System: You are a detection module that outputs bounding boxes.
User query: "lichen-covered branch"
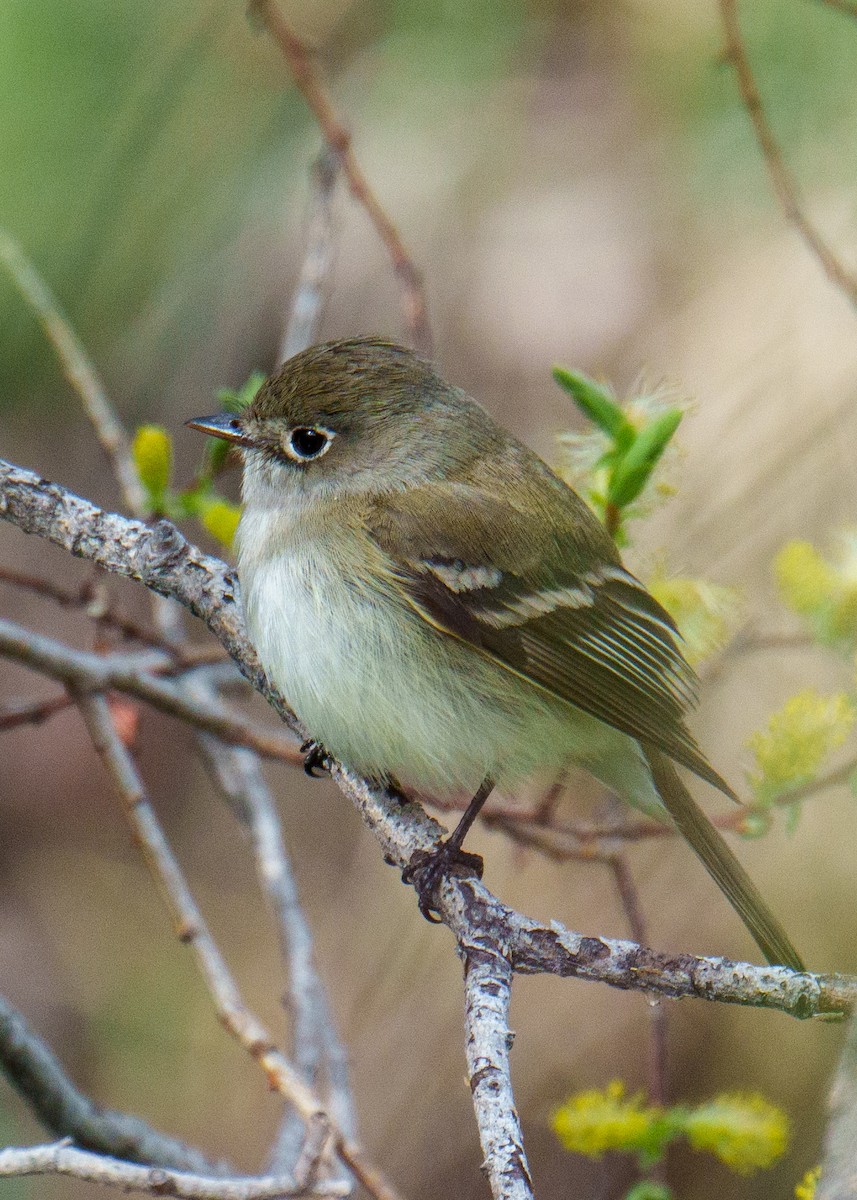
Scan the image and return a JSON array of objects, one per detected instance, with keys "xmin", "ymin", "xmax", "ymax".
[
  {"xmin": 0, "ymin": 1142, "xmax": 348, "ymax": 1199},
  {"xmin": 462, "ymin": 945, "xmax": 533, "ymax": 1200},
  {"xmin": 2, "ymin": 456, "xmax": 854, "ymax": 1021},
  {"xmin": 0, "ymin": 997, "xmax": 227, "ymax": 1176}
]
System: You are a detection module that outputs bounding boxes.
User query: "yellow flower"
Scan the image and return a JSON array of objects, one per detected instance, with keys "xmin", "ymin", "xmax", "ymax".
[
  {"xmin": 775, "ymin": 541, "xmax": 836, "ymax": 616},
  {"xmin": 551, "ymin": 1081, "xmax": 656, "ymax": 1159},
  {"xmin": 795, "ymin": 1165, "xmax": 821, "ymax": 1200},
  {"xmin": 131, "ymin": 425, "xmax": 172, "ymax": 501},
  {"xmin": 199, "ymin": 499, "xmax": 241, "ymax": 549},
  {"xmin": 746, "ymin": 689, "xmax": 854, "ymax": 803},
  {"xmin": 775, "ymin": 534, "xmax": 857, "ymax": 641},
  {"xmin": 649, "ymin": 575, "xmax": 741, "ymax": 666},
  {"xmin": 684, "ymin": 1092, "xmax": 789, "ymax": 1174}
]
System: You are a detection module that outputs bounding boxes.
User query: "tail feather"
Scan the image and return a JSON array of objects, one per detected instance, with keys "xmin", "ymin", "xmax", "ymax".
[{"xmin": 644, "ymin": 745, "xmax": 804, "ymax": 971}]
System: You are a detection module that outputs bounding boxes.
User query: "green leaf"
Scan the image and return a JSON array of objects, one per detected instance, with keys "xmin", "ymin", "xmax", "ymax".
[
  {"xmin": 131, "ymin": 425, "xmax": 172, "ymax": 510},
  {"xmin": 607, "ymin": 408, "xmax": 682, "ymax": 509},
  {"xmin": 624, "ymin": 1184, "xmax": 672, "ymax": 1200},
  {"xmin": 553, "ymin": 367, "xmax": 632, "ymax": 442},
  {"xmin": 216, "ymin": 370, "xmax": 266, "ymax": 414}
]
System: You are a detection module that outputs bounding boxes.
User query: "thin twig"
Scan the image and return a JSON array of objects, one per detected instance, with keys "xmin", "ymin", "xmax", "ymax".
[
  {"xmin": 462, "ymin": 946, "xmax": 533, "ymax": 1200},
  {"xmin": 608, "ymin": 856, "xmax": 670, "ymax": 1113},
  {"xmin": 0, "ymin": 231, "xmax": 146, "ymax": 510},
  {"xmin": 280, "ymin": 150, "xmax": 340, "ymax": 363},
  {"xmin": 0, "ymin": 996, "xmax": 227, "ymax": 1175},
  {"xmin": 0, "ymin": 565, "xmax": 166, "ymax": 647},
  {"xmin": 249, "ymin": 1, "xmax": 432, "ymax": 355},
  {"xmin": 0, "ymin": 617, "xmax": 302, "ymax": 766},
  {"xmin": 2, "ymin": 460, "xmax": 854, "ymax": 1017},
  {"xmin": 75, "ymin": 691, "xmax": 402, "ymax": 1200},
  {"xmin": 719, "ymin": 0, "xmax": 857, "ymax": 307},
  {"xmin": 0, "ymin": 692, "xmax": 71, "ymax": 731},
  {"xmin": 0, "ymin": 1142, "xmax": 348, "ymax": 1199},
  {"xmin": 193, "ymin": 730, "xmax": 356, "ymax": 1176}
]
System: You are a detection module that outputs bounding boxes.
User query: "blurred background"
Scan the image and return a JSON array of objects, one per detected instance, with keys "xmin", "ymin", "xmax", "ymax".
[{"xmin": 2, "ymin": 0, "xmax": 857, "ymax": 1196}]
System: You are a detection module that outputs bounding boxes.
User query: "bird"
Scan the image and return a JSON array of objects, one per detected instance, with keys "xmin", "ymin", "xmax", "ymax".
[{"xmin": 188, "ymin": 337, "xmax": 803, "ymax": 970}]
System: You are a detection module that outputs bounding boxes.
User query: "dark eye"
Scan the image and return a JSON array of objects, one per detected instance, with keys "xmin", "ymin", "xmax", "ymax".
[{"xmin": 287, "ymin": 427, "xmax": 331, "ymax": 461}]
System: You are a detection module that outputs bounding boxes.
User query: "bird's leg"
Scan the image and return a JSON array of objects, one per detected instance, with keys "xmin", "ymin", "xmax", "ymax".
[
  {"xmin": 402, "ymin": 776, "xmax": 495, "ymax": 922},
  {"xmin": 300, "ymin": 739, "xmax": 332, "ymax": 778}
]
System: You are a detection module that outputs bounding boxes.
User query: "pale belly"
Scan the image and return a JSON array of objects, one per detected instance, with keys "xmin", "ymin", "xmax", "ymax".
[{"xmin": 240, "ymin": 540, "xmax": 661, "ymax": 810}]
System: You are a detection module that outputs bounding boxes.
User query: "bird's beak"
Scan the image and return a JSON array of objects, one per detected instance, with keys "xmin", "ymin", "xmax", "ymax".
[{"xmin": 185, "ymin": 413, "xmax": 256, "ymax": 447}]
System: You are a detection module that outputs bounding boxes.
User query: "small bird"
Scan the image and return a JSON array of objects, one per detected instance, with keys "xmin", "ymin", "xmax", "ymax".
[{"xmin": 189, "ymin": 337, "xmax": 803, "ymax": 970}]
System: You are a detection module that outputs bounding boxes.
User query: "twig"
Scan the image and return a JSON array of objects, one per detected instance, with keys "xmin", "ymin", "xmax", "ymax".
[
  {"xmin": 249, "ymin": 1, "xmax": 432, "ymax": 356},
  {"xmin": 75, "ymin": 691, "xmax": 402, "ymax": 1200},
  {"xmin": 817, "ymin": 1012, "xmax": 857, "ymax": 1200},
  {"xmin": 0, "ymin": 692, "xmax": 71, "ymax": 731},
  {"xmin": 2, "ymin": 459, "xmax": 854, "ymax": 1016},
  {"xmin": 462, "ymin": 946, "xmax": 533, "ymax": 1200},
  {"xmin": 0, "ymin": 564, "xmax": 192, "ymax": 651},
  {"xmin": 280, "ymin": 150, "xmax": 339, "ymax": 363},
  {"xmin": 193, "ymin": 730, "xmax": 356, "ymax": 1175},
  {"xmin": 0, "ymin": 1142, "xmax": 348, "ymax": 1199},
  {"xmin": 0, "ymin": 232, "xmax": 146, "ymax": 510},
  {"xmin": 608, "ymin": 853, "xmax": 670, "ymax": 1194},
  {"xmin": 718, "ymin": 0, "xmax": 857, "ymax": 307},
  {"xmin": 0, "ymin": 617, "xmax": 302, "ymax": 766},
  {"xmin": 0, "ymin": 996, "xmax": 226, "ymax": 1175}
]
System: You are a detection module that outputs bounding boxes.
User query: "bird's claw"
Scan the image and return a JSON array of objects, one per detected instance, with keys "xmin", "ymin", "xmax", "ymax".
[
  {"xmin": 401, "ymin": 841, "xmax": 484, "ymax": 922},
  {"xmin": 300, "ymin": 739, "xmax": 332, "ymax": 778}
]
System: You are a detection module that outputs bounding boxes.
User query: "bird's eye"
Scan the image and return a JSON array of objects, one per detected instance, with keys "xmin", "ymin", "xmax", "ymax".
[{"xmin": 286, "ymin": 427, "xmax": 332, "ymax": 462}]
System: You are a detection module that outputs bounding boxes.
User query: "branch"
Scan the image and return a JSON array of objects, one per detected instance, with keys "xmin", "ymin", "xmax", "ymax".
[
  {"xmin": 249, "ymin": 1, "xmax": 432, "ymax": 356},
  {"xmin": 0, "ymin": 231, "xmax": 146, "ymax": 510},
  {"xmin": 817, "ymin": 1012, "xmax": 857, "ymax": 1199},
  {"xmin": 718, "ymin": 0, "xmax": 857, "ymax": 307},
  {"xmin": 0, "ymin": 616, "xmax": 302, "ymax": 766},
  {"xmin": 280, "ymin": 150, "xmax": 339, "ymax": 363},
  {"xmin": 75, "ymin": 691, "xmax": 397, "ymax": 1200},
  {"xmin": 2, "ymin": 458, "xmax": 854, "ymax": 1019},
  {"xmin": 0, "ymin": 997, "xmax": 226, "ymax": 1175},
  {"xmin": 0, "ymin": 1142, "xmax": 347, "ymax": 1200},
  {"xmin": 462, "ymin": 946, "xmax": 533, "ymax": 1200}
]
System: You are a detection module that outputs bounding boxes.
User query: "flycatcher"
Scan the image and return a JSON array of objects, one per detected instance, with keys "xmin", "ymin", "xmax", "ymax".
[{"xmin": 189, "ymin": 337, "xmax": 803, "ymax": 970}]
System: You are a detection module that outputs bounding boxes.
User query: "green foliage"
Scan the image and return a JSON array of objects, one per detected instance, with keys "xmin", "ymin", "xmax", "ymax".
[
  {"xmin": 624, "ymin": 1183, "xmax": 672, "ymax": 1200},
  {"xmin": 776, "ymin": 536, "xmax": 857, "ymax": 645},
  {"xmin": 746, "ymin": 689, "xmax": 854, "ymax": 817},
  {"xmin": 795, "ymin": 1166, "xmax": 821, "ymax": 1200},
  {"xmin": 129, "ymin": 373, "xmax": 262, "ymax": 549},
  {"xmin": 552, "ymin": 1081, "xmax": 789, "ymax": 1177},
  {"xmin": 553, "ymin": 368, "xmax": 684, "ymax": 543}
]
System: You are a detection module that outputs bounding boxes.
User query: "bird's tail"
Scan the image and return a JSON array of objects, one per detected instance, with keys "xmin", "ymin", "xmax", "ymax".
[{"xmin": 644, "ymin": 745, "xmax": 804, "ymax": 971}]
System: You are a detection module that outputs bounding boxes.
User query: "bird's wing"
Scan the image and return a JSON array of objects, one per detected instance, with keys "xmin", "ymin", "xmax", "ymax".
[{"xmin": 366, "ymin": 480, "xmax": 733, "ymax": 796}]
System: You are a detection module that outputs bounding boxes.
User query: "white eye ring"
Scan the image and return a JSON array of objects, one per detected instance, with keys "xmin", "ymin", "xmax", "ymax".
[{"xmin": 283, "ymin": 426, "xmax": 335, "ymax": 462}]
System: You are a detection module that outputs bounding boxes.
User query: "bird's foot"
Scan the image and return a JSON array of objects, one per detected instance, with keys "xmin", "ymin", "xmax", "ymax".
[
  {"xmin": 401, "ymin": 841, "xmax": 484, "ymax": 923},
  {"xmin": 300, "ymin": 739, "xmax": 332, "ymax": 778}
]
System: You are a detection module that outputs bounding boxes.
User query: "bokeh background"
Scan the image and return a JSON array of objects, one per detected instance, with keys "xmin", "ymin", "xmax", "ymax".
[{"xmin": 2, "ymin": 0, "xmax": 857, "ymax": 1196}]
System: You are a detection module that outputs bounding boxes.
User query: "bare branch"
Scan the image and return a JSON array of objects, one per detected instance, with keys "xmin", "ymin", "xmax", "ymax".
[
  {"xmin": 0, "ymin": 692, "xmax": 71, "ymax": 731},
  {"xmin": 0, "ymin": 996, "xmax": 226, "ymax": 1175},
  {"xmin": 2, "ymin": 458, "xmax": 855, "ymax": 1019},
  {"xmin": 249, "ymin": 1, "xmax": 432, "ymax": 356},
  {"xmin": 817, "ymin": 1013, "xmax": 857, "ymax": 1199},
  {"xmin": 718, "ymin": 0, "xmax": 857, "ymax": 307},
  {"xmin": 75, "ymin": 691, "xmax": 401, "ymax": 1200},
  {"xmin": 193, "ymin": 730, "xmax": 356, "ymax": 1173},
  {"xmin": 0, "ymin": 616, "xmax": 302, "ymax": 766},
  {"xmin": 462, "ymin": 946, "xmax": 533, "ymax": 1200},
  {"xmin": 280, "ymin": 151, "xmax": 339, "ymax": 363},
  {"xmin": 0, "ymin": 1142, "xmax": 348, "ymax": 1199},
  {"xmin": 0, "ymin": 231, "xmax": 146, "ymax": 510}
]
